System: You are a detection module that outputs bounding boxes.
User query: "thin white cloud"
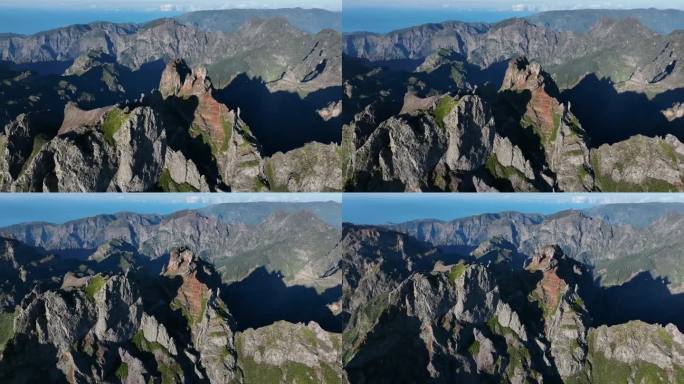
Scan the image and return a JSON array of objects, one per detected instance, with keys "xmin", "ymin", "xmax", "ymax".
[
  {"xmin": 344, "ymin": 0, "xmax": 684, "ymax": 11},
  {"xmin": 0, "ymin": 0, "xmax": 342, "ymax": 11}
]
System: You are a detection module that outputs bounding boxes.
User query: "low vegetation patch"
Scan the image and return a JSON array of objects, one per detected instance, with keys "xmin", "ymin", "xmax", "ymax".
[
  {"xmin": 158, "ymin": 169, "xmax": 198, "ymax": 193},
  {"xmin": 284, "ymin": 361, "xmax": 318, "ymax": 384},
  {"xmin": 0, "ymin": 311, "xmax": 15, "ymax": 352},
  {"xmin": 433, "ymin": 95, "xmax": 459, "ymax": 128},
  {"xmin": 263, "ymin": 159, "xmax": 288, "ymax": 192},
  {"xmin": 320, "ymin": 362, "xmax": 343, "ymax": 384},
  {"xmin": 238, "ymin": 353, "xmax": 284, "ymax": 383},
  {"xmin": 468, "ymin": 340, "xmax": 480, "ymax": 356},
  {"xmin": 103, "ymin": 108, "xmax": 130, "ymax": 146},
  {"xmin": 115, "ymin": 362, "xmax": 129, "ymax": 380},
  {"xmin": 485, "ymin": 154, "xmax": 525, "ymax": 181},
  {"xmin": 448, "ymin": 262, "xmax": 466, "ymax": 283},
  {"xmin": 220, "ymin": 119, "xmax": 233, "ymax": 153},
  {"xmin": 85, "ymin": 274, "xmax": 106, "ymax": 301},
  {"xmin": 19, "ymin": 134, "xmax": 49, "ymax": 176}
]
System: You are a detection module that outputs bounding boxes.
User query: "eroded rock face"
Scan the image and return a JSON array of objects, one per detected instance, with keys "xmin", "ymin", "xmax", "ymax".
[
  {"xmin": 500, "ymin": 56, "xmax": 592, "ymax": 191},
  {"xmin": 1, "ymin": 274, "xmax": 143, "ymax": 383},
  {"xmin": 140, "ymin": 314, "xmax": 178, "ymax": 355},
  {"xmin": 159, "ymin": 59, "xmax": 193, "ymax": 99},
  {"xmin": 264, "ymin": 142, "xmax": 343, "ymax": 192},
  {"xmin": 0, "ymin": 105, "xmax": 171, "ymax": 192},
  {"xmin": 350, "ymin": 94, "xmax": 495, "ymax": 191},
  {"xmin": 236, "ymin": 321, "xmax": 346, "ymax": 383},
  {"xmin": 588, "ymin": 321, "xmax": 684, "ymax": 376},
  {"xmin": 163, "ymin": 247, "xmax": 238, "ymax": 383},
  {"xmin": 663, "ymin": 102, "xmax": 684, "ymax": 122},
  {"xmin": 591, "ymin": 134, "xmax": 684, "ymax": 191},
  {"xmin": 160, "ymin": 59, "xmax": 263, "ymax": 191},
  {"xmin": 343, "ymin": 260, "xmax": 544, "ymax": 383},
  {"xmin": 0, "ymin": 112, "xmax": 59, "ymax": 189},
  {"xmin": 343, "ymin": 55, "xmax": 604, "ymax": 192},
  {"xmin": 0, "ymin": 229, "xmax": 346, "ymax": 384}
]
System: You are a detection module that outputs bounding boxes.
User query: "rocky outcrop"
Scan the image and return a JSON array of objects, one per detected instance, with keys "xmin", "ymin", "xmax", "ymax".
[
  {"xmin": 584, "ymin": 321, "xmax": 684, "ymax": 382},
  {"xmin": 236, "ymin": 321, "xmax": 346, "ymax": 383},
  {"xmin": 0, "ymin": 111, "xmax": 59, "ymax": 189},
  {"xmin": 263, "ymin": 142, "xmax": 344, "ymax": 192},
  {"xmin": 663, "ymin": 102, "xmax": 684, "ymax": 122},
  {"xmin": 0, "ymin": 105, "xmax": 173, "ymax": 192},
  {"xmin": 590, "ymin": 134, "xmax": 684, "ymax": 192},
  {"xmin": 159, "ymin": 59, "xmax": 265, "ymax": 192},
  {"xmin": 0, "ymin": 13, "xmax": 343, "ymax": 193},
  {"xmin": 343, "ymin": 259, "xmax": 546, "ymax": 383},
  {"xmin": 350, "ymin": 94, "xmax": 495, "ymax": 191},
  {"xmin": 0, "ymin": 202, "xmax": 345, "ymax": 383},
  {"xmin": 340, "ymin": 225, "xmax": 438, "ymax": 317},
  {"xmin": 500, "ymin": 57, "xmax": 593, "ymax": 191},
  {"xmin": 163, "ymin": 247, "xmax": 238, "ymax": 383},
  {"xmin": 0, "ymin": 274, "xmax": 143, "ymax": 383},
  {"xmin": 526, "ymin": 246, "xmax": 590, "ymax": 378}
]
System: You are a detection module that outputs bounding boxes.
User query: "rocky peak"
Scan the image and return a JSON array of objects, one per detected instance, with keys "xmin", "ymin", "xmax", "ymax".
[
  {"xmin": 1, "ymin": 273, "xmax": 143, "ymax": 382},
  {"xmin": 499, "ymin": 56, "xmax": 592, "ymax": 191},
  {"xmin": 588, "ymin": 321, "xmax": 684, "ymax": 377},
  {"xmin": 526, "ymin": 244, "xmax": 564, "ymax": 272},
  {"xmin": 525, "ymin": 245, "xmax": 570, "ymax": 315},
  {"xmin": 87, "ymin": 239, "xmax": 139, "ymax": 273},
  {"xmin": 177, "ymin": 66, "xmax": 213, "ymax": 98},
  {"xmin": 159, "ymin": 59, "xmax": 194, "ymax": 99},
  {"xmin": 501, "ymin": 56, "xmax": 559, "ymax": 98},
  {"xmin": 158, "ymin": 58, "xmax": 218, "ymax": 100},
  {"xmin": 162, "ymin": 246, "xmax": 238, "ymax": 382},
  {"xmin": 163, "ymin": 246, "xmax": 199, "ymax": 277}
]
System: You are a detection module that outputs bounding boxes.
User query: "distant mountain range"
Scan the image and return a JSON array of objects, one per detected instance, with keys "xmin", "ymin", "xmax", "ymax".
[
  {"xmin": 387, "ymin": 202, "xmax": 684, "ymax": 289},
  {"xmin": 175, "ymin": 8, "xmax": 341, "ymax": 34},
  {"xmin": 525, "ymin": 8, "xmax": 684, "ymax": 34},
  {"xmin": 1, "ymin": 201, "xmax": 342, "ymax": 286}
]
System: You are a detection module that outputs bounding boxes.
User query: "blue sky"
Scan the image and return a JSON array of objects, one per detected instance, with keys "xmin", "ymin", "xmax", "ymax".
[
  {"xmin": 343, "ymin": 193, "xmax": 684, "ymax": 224},
  {"xmin": 0, "ymin": 0, "xmax": 342, "ymax": 11},
  {"xmin": 0, "ymin": 193, "xmax": 341, "ymax": 227},
  {"xmin": 2, "ymin": 0, "xmax": 681, "ymax": 12},
  {"xmin": 344, "ymin": 0, "xmax": 684, "ymax": 11}
]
